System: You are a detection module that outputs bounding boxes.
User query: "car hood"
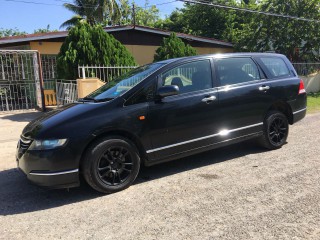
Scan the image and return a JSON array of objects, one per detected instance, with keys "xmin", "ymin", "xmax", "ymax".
[{"xmin": 22, "ymin": 102, "xmax": 113, "ymax": 139}]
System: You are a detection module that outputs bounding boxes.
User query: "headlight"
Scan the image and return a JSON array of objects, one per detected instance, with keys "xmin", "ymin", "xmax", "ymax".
[{"xmin": 30, "ymin": 139, "xmax": 67, "ymax": 150}]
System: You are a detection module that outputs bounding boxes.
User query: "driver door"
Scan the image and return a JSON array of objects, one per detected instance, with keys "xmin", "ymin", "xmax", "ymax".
[{"xmin": 146, "ymin": 59, "xmax": 220, "ymax": 161}]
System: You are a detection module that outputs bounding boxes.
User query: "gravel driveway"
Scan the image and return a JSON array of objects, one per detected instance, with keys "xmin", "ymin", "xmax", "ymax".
[{"xmin": 0, "ymin": 111, "xmax": 320, "ymax": 240}]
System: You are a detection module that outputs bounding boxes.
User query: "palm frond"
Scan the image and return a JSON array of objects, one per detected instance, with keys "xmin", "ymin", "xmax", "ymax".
[
  {"xmin": 60, "ymin": 15, "xmax": 84, "ymax": 29},
  {"xmin": 63, "ymin": 3, "xmax": 83, "ymax": 15},
  {"xmin": 62, "ymin": 0, "xmax": 121, "ymax": 26}
]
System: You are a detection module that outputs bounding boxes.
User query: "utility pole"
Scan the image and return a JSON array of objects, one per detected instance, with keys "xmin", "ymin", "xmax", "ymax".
[{"xmin": 132, "ymin": 3, "xmax": 136, "ymax": 27}]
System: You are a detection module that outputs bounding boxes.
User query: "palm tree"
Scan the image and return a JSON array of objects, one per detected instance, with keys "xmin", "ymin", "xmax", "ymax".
[{"xmin": 60, "ymin": 0, "xmax": 121, "ymax": 29}]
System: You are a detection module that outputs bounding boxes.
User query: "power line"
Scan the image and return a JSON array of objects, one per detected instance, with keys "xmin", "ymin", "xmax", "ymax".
[
  {"xmin": 2, "ymin": 0, "xmax": 180, "ymax": 11},
  {"xmin": 3, "ymin": 0, "xmax": 61, "ymax": 6},
  {"xmin": 179, "ymin": 0, "xmax": 320, "ymax": 23},
  {"xmin": 53, "ymin": 0, "xmax": 180, "ymax": 8},
  {"xmin": 154, "ymin": 0, "xmax": 179, "ymax": 7},
  {"xmin": 2, "ymin": 0, "xmax": 126, "ymax": 9},
  {"xmin": 2, "ymin": 0, "xmax": 113, "ymax": 8}
]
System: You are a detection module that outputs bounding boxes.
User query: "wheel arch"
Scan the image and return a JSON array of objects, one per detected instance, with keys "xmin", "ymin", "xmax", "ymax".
[
  {"xmin": 266, "ymin": 101, "xmax": 293, "ymax": 124},
  {"xmin": 79, "ymin": 129, "xmax": 148, "ymax": 169}
]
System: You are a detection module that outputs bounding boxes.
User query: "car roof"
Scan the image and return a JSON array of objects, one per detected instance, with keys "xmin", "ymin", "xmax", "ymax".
[{"xmin": 156, "ymin": 52, "xmax": 286, "ymax": 65}]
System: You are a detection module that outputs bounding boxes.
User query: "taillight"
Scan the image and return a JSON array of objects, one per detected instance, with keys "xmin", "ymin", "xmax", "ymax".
[{"xmin": 298, "ymin": 79, "xmax": 306, "ymax": 94}]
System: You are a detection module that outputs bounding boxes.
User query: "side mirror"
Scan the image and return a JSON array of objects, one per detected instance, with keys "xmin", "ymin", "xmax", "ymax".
[{"xmin": 157, "ymin": 85, "xmax": 179, "ymax": 98}]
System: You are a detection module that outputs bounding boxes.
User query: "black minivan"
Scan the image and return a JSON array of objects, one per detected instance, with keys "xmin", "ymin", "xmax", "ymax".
[{"xmin": 17, "ymin": 53, "xmax": 307, "ymax": 193}]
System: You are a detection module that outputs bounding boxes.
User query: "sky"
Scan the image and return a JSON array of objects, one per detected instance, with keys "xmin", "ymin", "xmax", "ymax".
[{"xmin": 0, "ymin": 0, "xmax": 183, "ymax": 33}]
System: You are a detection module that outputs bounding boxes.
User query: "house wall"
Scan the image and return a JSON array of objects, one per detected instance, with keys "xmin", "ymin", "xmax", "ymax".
[
  {"xmin": 124, "ymin": 45, "xmax": 158, "ymax": 65},
  {"xmin": 301, "ymin": 74, "xmax": 320, "ymax": 93},
  {"xmin": 125, "ymin": 45, "xmax": 233, "ymax": 65},
  {"xmin": 0, "ymin": 44, "xmax": 30, "ymax": 50},
  {"xmin": 29, "ymin": 42, "xmax": 62, "ymax": 54},
  {"xmin": 27, "ymin": 41, "xmax": 233, "ymax": 65},
  {"xmin": 195, "ymin": 47, "xmax": 233, "ymax": 55}
]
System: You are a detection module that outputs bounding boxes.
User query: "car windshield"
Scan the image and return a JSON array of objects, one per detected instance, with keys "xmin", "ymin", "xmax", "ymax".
[{"xmin": 84, "ymin": 63, "xmax": 163, "ymax": 101}]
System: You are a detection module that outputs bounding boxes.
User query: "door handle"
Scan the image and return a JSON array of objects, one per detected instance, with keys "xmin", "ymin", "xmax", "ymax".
[
  {"xmin": 259, "ymin": 85, "xmax": 270, "ymax": 91},
  {"xmin": 201, "ymin": 95, "xmax": 216, "ymax": 103}
]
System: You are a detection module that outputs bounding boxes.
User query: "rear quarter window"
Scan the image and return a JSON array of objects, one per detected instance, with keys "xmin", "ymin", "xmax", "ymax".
[{"xmin": 260, "ymin": 57, "xmax": 292, "ymax": 78}]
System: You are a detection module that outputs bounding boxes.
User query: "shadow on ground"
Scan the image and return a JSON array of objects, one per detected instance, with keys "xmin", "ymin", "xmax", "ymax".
[
  {"xmin": 0, "ymin": 140, "xmax": 266, "ymax": 216},
  {"xmin": 0, "ymin": 111, "xmax": 43, "ymax": 122},
  {"xmin": 136, "ymin": 140, "xmax": 266, "ymax": 184}
]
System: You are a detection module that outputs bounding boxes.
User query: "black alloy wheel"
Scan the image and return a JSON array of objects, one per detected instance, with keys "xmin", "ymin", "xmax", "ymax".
[
  {"xmin": 268, "ymin": 117, "xmax": 287, "ymax": 146},
  {"xmin": 82, "ymin": 137, "xmax": 140, "ymax": 193},
  {"xmin": 259, "ymin": 111, "xmax": 289, "ymax": 150},
  {"xmin": 97, "ymin": 146, "xmax": 134, "ymax": 186}
]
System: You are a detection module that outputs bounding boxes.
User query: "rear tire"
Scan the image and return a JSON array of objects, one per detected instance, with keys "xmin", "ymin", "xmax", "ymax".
[
  {"xmin": 259, "ymin": 111, "xmax": 289, "ymax": 150},
  {"xmin": 82, "ymin": 136, "xmax": 140, "ymax": 194}
]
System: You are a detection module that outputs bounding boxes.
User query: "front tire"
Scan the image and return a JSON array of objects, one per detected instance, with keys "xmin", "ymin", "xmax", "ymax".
[
  {"xmin": 259, "ymin": 111, "xmax": 289, "ymax": 150},
  {"xmin": 82, "ymin": 137, "xmax": 140, "ymax": 194}
]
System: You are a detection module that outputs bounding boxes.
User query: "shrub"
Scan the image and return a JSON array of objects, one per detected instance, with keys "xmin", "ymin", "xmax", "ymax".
[
  {"xmin": 154, "ymin": 33, "xmax": 197, "ymax": 62},
  {"xmin": 57, "ymin": 22, "xmax": 136, "ymax": 79}
]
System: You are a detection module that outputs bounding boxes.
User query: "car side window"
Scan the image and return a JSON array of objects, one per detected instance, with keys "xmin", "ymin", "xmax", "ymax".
[
  {"xmin": 160, "ymin": 60, "xmax": 212, "ymax": 94},
  {"xmin": 259, "ymin": 57, "xmax": 292, "ymax": 78},
  {"xmin": 215, "ymin": 57, "xmax": 261, "ymax": 86}
]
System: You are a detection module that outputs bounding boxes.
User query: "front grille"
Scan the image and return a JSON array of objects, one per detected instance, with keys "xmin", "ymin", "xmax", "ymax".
[{"xmin": 19, "ymin": 135, "xmax": 33, "ymax": 155}]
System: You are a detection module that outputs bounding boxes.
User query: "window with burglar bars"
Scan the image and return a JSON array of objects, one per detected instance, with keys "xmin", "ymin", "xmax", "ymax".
[{"xmin": 0, "ymin": 51, "xmax": 35, "ymax": 82}]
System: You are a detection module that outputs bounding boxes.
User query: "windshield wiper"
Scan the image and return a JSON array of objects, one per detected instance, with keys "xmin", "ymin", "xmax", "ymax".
[
  {"xmin": 79, "ymin": 97, "xmax": 97, "ymax": 102},
  {"xmin": 79, "ymin": 97, "xmax": 114, "ymax": 103}
]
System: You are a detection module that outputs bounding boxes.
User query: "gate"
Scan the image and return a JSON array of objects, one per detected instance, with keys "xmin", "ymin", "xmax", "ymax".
[
  {"xmin": 56, "ymin": 79, "xmax": 78, "ymax": 106},
  {"xmin": 0, "ymin": 50, "xmax": 44, "ymax": 111}
]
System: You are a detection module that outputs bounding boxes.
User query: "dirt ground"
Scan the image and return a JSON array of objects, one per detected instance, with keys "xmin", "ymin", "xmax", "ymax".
[{"xmin": 0, "ymin": 110, "xmax": 320, "ymax": 240}]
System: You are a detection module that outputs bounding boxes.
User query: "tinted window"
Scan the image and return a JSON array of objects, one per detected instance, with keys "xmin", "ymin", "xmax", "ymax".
[
  {"xmin": 260, "ymin": 57, "xmax": 291, "ymax": 78},
  {"xmin": 160, "ymin": 60, "xmax": 212, "ymax": 94},
  {"xmin": 215, "ymin": 57, "xmax": 261, "ymax": 86}
]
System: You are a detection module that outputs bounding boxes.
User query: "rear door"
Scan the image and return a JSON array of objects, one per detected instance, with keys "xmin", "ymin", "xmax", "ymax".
[{"xmin": 214, "ymin": 57, "xmax": 275, "ymax": 138}]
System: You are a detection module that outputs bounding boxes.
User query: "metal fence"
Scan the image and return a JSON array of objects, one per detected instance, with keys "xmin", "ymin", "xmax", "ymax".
[
  {"xmin": 0, "ymin": 50, "xmax": 43, "ymax": 111},
  {"xmin": 55, "ymin": 79, "xmax": 78, "ymax": 106},
  {"xmin": 292, "ymin": 63, "xmax": 320, "ymax": 76},
  {"xmin": 0, "ymin": 83, "xmax": 36, "ymax": 111},
  {"xmin": 78, "ymin": 65, "xmax": 137, "ymax": 82},
  {"xmin": 43, "ymin": 79, "xmax": 56, "ymax": 90}
]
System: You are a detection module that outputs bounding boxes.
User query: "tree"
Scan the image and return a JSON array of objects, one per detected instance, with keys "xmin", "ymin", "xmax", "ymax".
[
  {"xmin": 156, "ymin": 0, "xmax": 320, "ymax": 61},
  {"xmin": 155, "ymin": 0, "xmax": 238, "ymax": 40},
  {"xmin": 155, "ymin": 10, "xmax": 189, "ymax": 34},
  {"xmin": 118, "ymin": 0, "xmax": 160, "ymax": 27},
  {"xmin": 118, "ymin": 0, "xmax": 132, "ymax": 25},
  {"xmin": 135, "ymin": 1, "xmax": 160, "ymax": 27},
  {"xmin": 231, "ymin": 0, "xmax": 320, "ymax": 61},
  {"xmin": 0, "ymin": 28, "xmax": 26, "ymax": 37},
  {"xmin": 33, "ymin": 25, "xmax": 58, "ymax": 34},
  {"xmin": 154, "ymin": 33, "xmax": 196, "ymax": 62},
  {"xmin": 57, "ymin": 22, "xmax": 136, "ymax": 79},
  {"xmin": 60, "ymin": 0, "xmax": 121, "ymax": 29}
]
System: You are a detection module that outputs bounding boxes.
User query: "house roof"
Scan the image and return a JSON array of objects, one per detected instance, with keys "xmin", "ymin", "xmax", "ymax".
[{"xmin": 0, "ymin": 25, "xmax": 233, "ymax": 47}]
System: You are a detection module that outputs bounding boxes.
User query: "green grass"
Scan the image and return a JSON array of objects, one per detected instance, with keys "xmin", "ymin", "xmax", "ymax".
[{"xmin": 307, "ymin": 92, "xmax": 320, "ymax": 114}]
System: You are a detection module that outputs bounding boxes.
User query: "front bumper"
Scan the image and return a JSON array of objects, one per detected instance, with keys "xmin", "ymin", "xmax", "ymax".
[{"xmin": 16, "ymin": 140, "xmax": 80, "ymax": 189}]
